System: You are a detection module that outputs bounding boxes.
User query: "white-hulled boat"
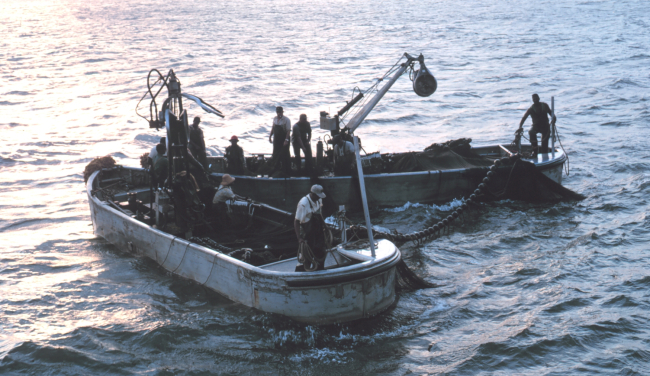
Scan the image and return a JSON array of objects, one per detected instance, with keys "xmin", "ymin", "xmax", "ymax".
[{"xmin": 87, "ymin": 166, "xmax": 400, "ymax": 324}]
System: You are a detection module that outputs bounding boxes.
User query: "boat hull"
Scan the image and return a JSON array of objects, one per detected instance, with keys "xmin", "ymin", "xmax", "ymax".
[
  {"xmin": 87, "ymin": 170, "xmax": 398, "ymax": 324},
  {"xmin": 211, "ymin": 145, "xmax": 567, "ymax": 213}
]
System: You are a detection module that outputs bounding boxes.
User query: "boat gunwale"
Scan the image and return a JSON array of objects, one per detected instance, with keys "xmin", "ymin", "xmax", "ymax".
[{"xmin": 87, "ymin": 169, "xmax": 399, "ymax": 284}]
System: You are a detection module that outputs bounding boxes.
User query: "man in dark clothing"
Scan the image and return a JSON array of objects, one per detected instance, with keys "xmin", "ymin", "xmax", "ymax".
[
  {"xmin": 518, "ymin": 94, "xmax": 556, "ymax": 154},
  {"xmin": 189, "ymin": 116, "xmax": 208, "ymax": 172},
  {"xmin": 153, "ymin": 144, "xmax": 169, "ymax": 187},
  {"xmin": 225, "ymin": 135, "xmax": 246, "ymax": 175},
  {"xmin": 291, "ymin": 114, "xmax": 313, "ymax": 176},
  {"xmin": 332, "ymin": 134, "xmax": 355, "ymax": 176},
  {"xmin": 268, "ymin": 106, "xmax": 292, "ymax": 176}
]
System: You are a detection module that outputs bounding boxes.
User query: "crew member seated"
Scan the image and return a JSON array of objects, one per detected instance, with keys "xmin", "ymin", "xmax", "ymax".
[
  {"xmin": 332, "ymin": 134, "xmax": 355, "ymax": 176},
  {"xmin": 212, "ymin": 174, "xmax": 236, "ymax": 223},
  {"xmin": 294, "ymin": 185, "xmax": 327, "ymax": 271},
  {"xmin": 225, "ymin": 135, "xmax": 246, "ymax": 175},
  {"xmin": 212, "ymin": 174, "xmax": 236, "ymax": 204}
]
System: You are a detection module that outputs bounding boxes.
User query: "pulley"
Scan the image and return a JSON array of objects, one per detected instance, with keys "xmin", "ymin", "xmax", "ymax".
[{"xmin": 412, "ymin": 59, "xmax": 437, "ymax": 97}]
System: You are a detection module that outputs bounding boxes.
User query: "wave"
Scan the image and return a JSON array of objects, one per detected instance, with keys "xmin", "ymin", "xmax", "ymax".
[{"xmin": 382, "ymin": 198, "xmax": 465, "ymax": 213}]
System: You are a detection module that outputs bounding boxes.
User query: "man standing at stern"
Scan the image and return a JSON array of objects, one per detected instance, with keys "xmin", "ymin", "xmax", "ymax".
[
  {"xmin": 294, "ymin": 185, "xmax": 327, "ymax": 271},
  {"xmin": 269, "ymin": 106, "xmax": 292, "ymax": 176},
  {"xmin": 518, "ymin": 94, "xmax": 556, "ymax": 155}
]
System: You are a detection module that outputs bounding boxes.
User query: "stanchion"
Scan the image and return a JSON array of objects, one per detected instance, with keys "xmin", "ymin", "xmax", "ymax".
[{"xmin": 353, "ymin": 136, "xmax": 375, "ymax": 257}]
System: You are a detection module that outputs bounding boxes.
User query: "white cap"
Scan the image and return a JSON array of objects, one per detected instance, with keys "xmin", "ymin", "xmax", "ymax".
[{"xmin": 311, "ymin": 184, "xmax": 326, "ymax": 198}]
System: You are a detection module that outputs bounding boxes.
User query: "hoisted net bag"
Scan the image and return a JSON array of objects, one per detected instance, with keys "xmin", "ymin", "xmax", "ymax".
[
  {"xmin": 485, "ymin": 160, "xmax": 585, "ymax": 202},
  {"xmin": 83, "ymin": 156, "xmax": 116, "ymax": 183}
]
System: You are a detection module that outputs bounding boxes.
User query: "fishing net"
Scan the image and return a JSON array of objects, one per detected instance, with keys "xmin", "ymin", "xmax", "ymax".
[
  {"xmin": 395, "ymin": 258, "xmax": 440, "ymax": 291},
  {"xmin": 484, "ymin": 159, "xmax": 585, "ymax": 202},
  {"xmin": 386, "ymin": 138, "xmax": 583, "ymax": 202},
  {"xmin": 388, "ymin": 138, "xmax": 493, "ymax": 173},
  {"xmin": 83, "ymin": 156, "xmax": 116, "ymax": 183}
]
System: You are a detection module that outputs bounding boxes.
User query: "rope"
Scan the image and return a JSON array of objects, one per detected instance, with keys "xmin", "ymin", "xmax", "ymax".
[
  {"xmin": 512, "ymin": 119, "xmax": 570, "ymax": 177},
  {"xmin": 298, "ymin": 242, "xmax": 320, "ymax": 272},
  {"xmin": 554, "ymin": 124, "xmax": 570, "ymax": 176}
]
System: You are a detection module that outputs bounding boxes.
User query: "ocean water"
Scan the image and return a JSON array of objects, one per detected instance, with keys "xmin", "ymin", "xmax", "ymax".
[{"xmin": 2, "ymin": 0, "xmax": 650, "ymax": 374}]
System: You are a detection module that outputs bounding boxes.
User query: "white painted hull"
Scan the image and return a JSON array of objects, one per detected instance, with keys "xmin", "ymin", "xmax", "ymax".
[{"xmin": 87, "ymin": 170, "xmax": 399, "ymax": 324}]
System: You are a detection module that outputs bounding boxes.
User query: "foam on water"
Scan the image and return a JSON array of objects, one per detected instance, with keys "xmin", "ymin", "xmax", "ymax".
[{"xmin": 382, "ymin": 198, "xmax": 466, "ymax": 213}]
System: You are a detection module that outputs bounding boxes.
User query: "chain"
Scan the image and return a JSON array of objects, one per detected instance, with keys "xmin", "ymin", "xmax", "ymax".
[{"xmin": 351, "ymin": 154, "xmax": 522, "ymax": 243}]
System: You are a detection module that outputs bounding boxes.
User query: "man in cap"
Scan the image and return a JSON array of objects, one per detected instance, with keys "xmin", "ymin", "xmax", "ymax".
[
  {"xmin": 189, "ymin": 116, "xmax": 209, "ymax": 172},
  {"xmin": 294, "ymin": 185, "xmax": 327, "ymax": 271},
  {"xmin": 212, "ymin": 174, "xmax": 236, "ymax": 204},
  {"xmin": 225, "ymin": 135, "xmax": 246, "ymax": 175},
  {"xmin": 332, "ymin": 134, "xmax": 355, "ymax": 176},
  {"xmin": 518, "ymin": 94, "xmax": 556, "ymax": 155},
  {"xmin": 212, "ymin": 174, "xmax": 236, "ymax": 223},
  {"xmin": 269, "ymin": 106, "xmax": 292, "ymax": 176}
]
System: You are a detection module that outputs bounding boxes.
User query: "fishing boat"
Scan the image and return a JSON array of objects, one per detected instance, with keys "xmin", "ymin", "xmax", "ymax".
[
  {"xmin": 85, "ymin": 69, "xmax": 420, "ymax": 324},
  {"xmin": 208, "ymin": 53, "xmax": 571, "ymax": 213},
  {"xmin": 207, "ymin": 142, "xmax": 568, "ymax": 213}
]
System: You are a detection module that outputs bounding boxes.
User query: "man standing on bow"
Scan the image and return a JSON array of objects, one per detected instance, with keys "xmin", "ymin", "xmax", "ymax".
[
  {"xmin": 518, "ymin": 94, "xmax": 556, "ymax": 155},
  {"xmin": 294, "ymin": 185, "xmax": 327, "ymax": 271},
  {"xmin": 269, "ymin": 106, "xmax": 292, "ymax": 176},
  {"xmin": 189, "ymin": 116, "xmax": 208, "ymax": 172}
]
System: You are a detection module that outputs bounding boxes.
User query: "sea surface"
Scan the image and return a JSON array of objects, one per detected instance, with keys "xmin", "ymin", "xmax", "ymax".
[{"xmin": 2, "ymin": 0, "xmax": 650, "ymax": 374}]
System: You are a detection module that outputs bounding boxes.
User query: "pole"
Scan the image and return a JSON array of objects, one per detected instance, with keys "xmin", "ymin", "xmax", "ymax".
[
  {"xmin": 551, "ymin": 96, "xmax": 555, "ymax": 158},
  {"xmin": 353, "ymin": 136, "xmax": 375, "ymax": 257},
  {"xmin": 346, "ymin": 63, "xmax": 410, "ymax": 133}
]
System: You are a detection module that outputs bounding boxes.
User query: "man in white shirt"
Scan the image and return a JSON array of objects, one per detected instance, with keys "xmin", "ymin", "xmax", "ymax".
[
  {"xmin": 269, "ymin": 106, "xmax": 292, "ymax": 175},
  {"xmin": 294, "ymin": 185, "xmax": 327, "ymax": 271},
  {"xmin": 332, "ymin": 134, "xmax": 355, "ymax": 176}
]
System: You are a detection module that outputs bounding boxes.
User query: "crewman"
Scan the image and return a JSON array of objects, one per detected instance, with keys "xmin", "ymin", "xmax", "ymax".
[
  {"xmin": 149, "ymin": 137, "xmax": 166, "ymax": 165},
  {"xmin": 294, "ymin": 185, "xmax": 327, "ymax": 271},
  {"xmin": 518, "ymin": 94, "xmax": 556, "ymax": 155},
  {"xmin": 153, "ymin": 143, "xmax": 168, "ymax": 187},
  {"xmin": 189, "ymin": 116, "xmax": 208, "ymax": 171},
  {"xmin": 332, "ymin": 134, "xmax": 355, "ymax": 176},
  {"xmin": 225, "ymin": 135, "xmax": 246, "ymax": 175},
  {"xmin": 268, "ymin": 106, "xmax": 292, "ymax": 176},
  {"xmin": 212, "ymin": 174, "xmax": 236, "ymax": 204},
  {"xmin": 292, "ymin": 114, "xmax": 313, "ymax": 176}
]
